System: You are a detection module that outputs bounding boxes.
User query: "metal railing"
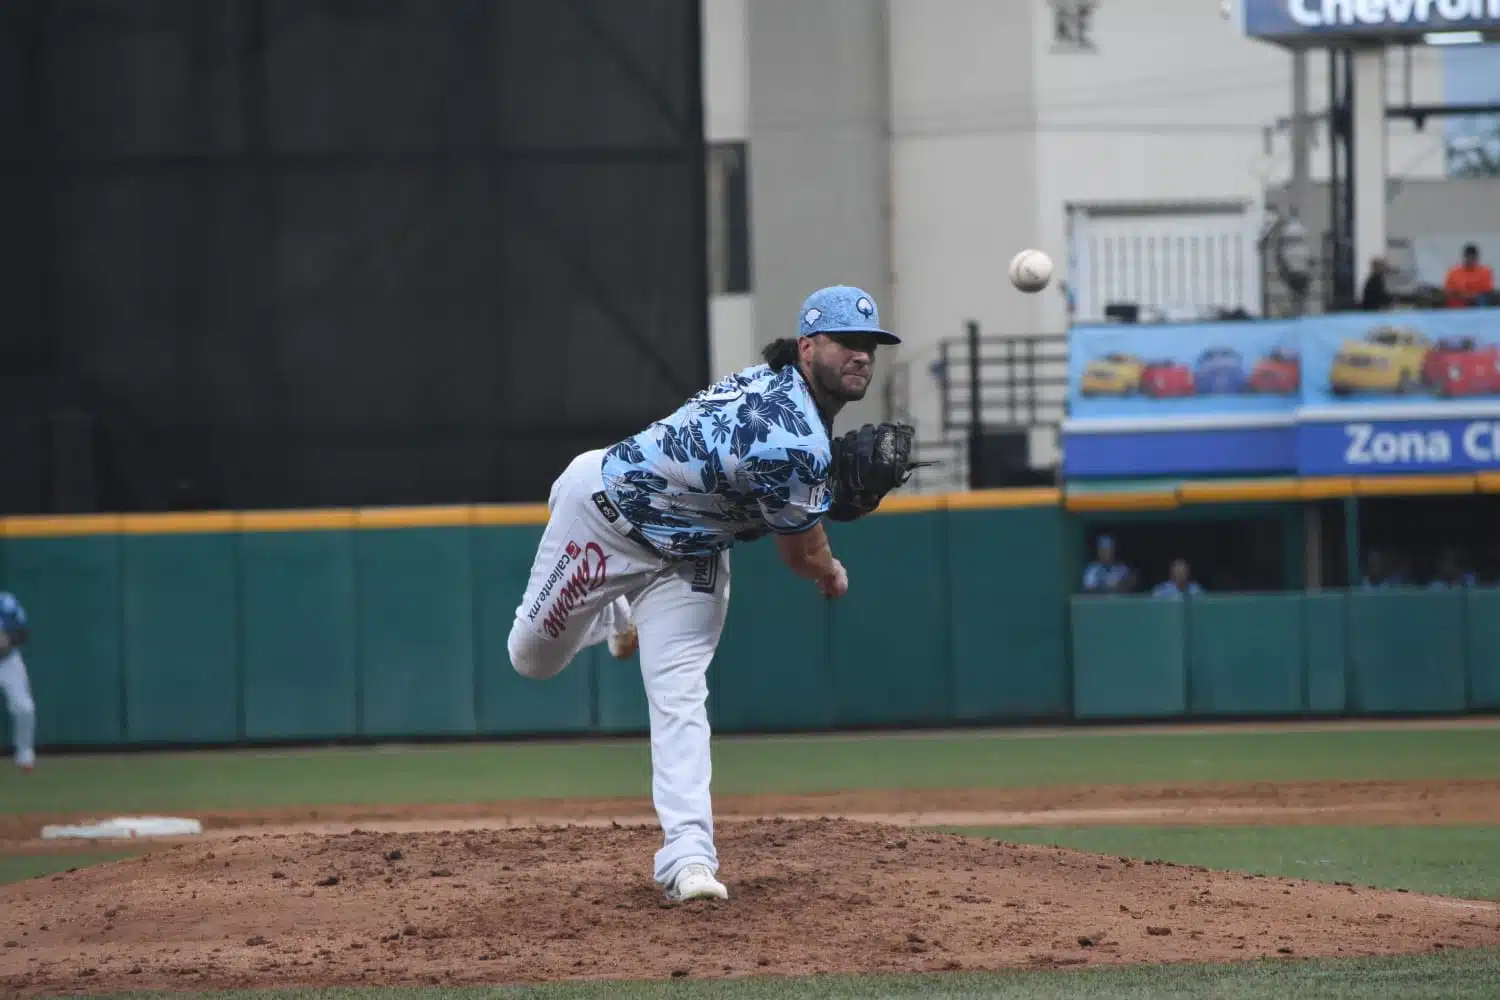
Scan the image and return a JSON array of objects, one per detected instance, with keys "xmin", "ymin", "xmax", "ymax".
[
  {"xmin": 937, "ymin": 323, "xmax": 1068, "ymax": 438},
  {"xmin": 880, "ymin": 359, "xmax": 970, "ymax": 492},
  {"xmin": 880, "ymin": 322, "xmax": 1066, "ymax": 491}
]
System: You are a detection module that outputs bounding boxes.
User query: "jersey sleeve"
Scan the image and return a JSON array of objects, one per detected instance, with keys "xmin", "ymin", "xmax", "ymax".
[
  {"xmin": 0, "ymin": 593, "xmax": 26, "ymax": 630},
  {"xmin": 748, "ymin": 445, "xmax": 832, "ymax": 535}
]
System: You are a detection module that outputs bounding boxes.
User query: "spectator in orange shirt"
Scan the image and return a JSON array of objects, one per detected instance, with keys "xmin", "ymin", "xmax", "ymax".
[{"xmin": 1444, "ymin": 244, "xmax": 1496, "ymax": 308}]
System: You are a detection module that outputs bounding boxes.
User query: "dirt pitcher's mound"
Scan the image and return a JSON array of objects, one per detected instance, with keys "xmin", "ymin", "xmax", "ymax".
[
  {"xmin": 7, "ymin": 779, "xmax": 1500, "ymax": 854},
  {"xmin": 4, "ymin": 819, "xmax": 1499, "ymax": 996}
]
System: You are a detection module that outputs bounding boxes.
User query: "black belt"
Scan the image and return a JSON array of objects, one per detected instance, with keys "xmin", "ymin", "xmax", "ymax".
[{"xmin": 590, "ymin": 490, "xmax": 664, "ymax": 558}]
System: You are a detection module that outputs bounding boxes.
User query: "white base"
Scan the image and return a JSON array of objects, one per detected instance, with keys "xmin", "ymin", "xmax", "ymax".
[{"xmin": 40, "ymin": 816, "xmax": 203, "ymax": 840}]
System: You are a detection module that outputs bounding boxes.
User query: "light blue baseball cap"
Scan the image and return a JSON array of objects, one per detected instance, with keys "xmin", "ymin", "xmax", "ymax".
[{"xmin": 797, "ymin": 285, "xmax": 901, "ymax": 345}]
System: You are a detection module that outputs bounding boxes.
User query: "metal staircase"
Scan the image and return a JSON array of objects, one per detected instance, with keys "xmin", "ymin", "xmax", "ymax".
[{"xmin": 883, "ymin": 321, "xmax": 1067, "ymax": 492}]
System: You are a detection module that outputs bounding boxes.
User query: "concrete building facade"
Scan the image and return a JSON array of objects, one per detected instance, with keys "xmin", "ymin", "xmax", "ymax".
[{"xmin": 701, "ymin": 0, "xmax": 1455, "ymax": 475}]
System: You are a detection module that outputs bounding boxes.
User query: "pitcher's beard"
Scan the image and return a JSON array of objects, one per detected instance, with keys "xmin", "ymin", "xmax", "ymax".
[{"xmin": 814, "ymin": 364, "xmax": 870, "ymax": 402}]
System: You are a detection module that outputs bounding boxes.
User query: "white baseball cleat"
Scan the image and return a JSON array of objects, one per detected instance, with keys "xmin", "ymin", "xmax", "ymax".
[
  {"xmin": 666, "ymin": 863, "xmax": 728, "ymax": 901},
  {"xmin": 607, "ymin": 623, "xmax": 638, "ymax": 659}
]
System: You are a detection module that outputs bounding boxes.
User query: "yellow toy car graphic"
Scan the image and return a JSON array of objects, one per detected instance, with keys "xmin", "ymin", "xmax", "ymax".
[
  {"xmin": 1079, "ymin": 352, "xmax": 1146, "ymax": 396},
  {"xmin": 1328, "ymin": 326, "xmax": 1432, "ymax": 395}
]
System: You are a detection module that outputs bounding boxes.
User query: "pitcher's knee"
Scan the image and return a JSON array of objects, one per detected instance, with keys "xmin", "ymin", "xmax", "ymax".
[
  {"xmin": 507, "ymin": 621, "xmax": 565, "ymax": 681},
  {"xmin": 650, "ymin": 677, "xmax": 710, "ymax": 727}
]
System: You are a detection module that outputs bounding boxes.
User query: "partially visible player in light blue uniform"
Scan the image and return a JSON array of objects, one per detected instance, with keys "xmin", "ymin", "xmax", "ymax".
[
  {"xmin": 506, "ymin": 285, "xmax": 898, "ymax": 903},
  {"xmin": 0, "ymin": 590, "xmax": 36, "ymax": 771}
]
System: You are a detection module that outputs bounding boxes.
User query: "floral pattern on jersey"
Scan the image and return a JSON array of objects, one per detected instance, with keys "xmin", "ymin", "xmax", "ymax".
[
  {"xmin": 664, "ymin": 530, "xmax": 726, "ymax": 556},
  {"xmin": 606, "ymin": 439, "xmax": 645, "ymax": 466},
  {"xmin": 612, "ymin": 470, "xmax": 692, "ymax": 530},
  {"xmin": 787, "ymin": 449, "xmax": 829, "ymax": 488},
  {"xmin": 658, "ymin": 423, "xmax": 711, "ymax": 464},
  {"xmin": 728, "ymin": 373, "xmax": 816, "ymax": 460},
  {"xmin": 699, "ymin": 449, "xmax": 733, "ymax": 496},
  {"xmin": 696, "ymin": 370, "xmax": 757, "ymax": 400},
  {"xmin": 733, "ymin": 524, "xmax": 773, "ymax": 545},
  {"xmin": 708, "ymin": 411, "xmax": 733, "ymax": 445},
  {"xmin": 740, "ymin": 456, "xmax": 798, "ymax": 511},
  {"xmin": 599, "ymin": 362, "xmax": 833, "ymax": 559}
]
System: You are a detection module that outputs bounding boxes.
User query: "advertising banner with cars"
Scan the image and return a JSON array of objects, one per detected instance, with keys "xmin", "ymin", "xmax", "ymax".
[
  {"xmin": 1298, "ymin": 311, "xmax": 1500, "ymax": 475},
  {"xmin": 1068, "ymin": 321, "xmax": 1303, "ymax": 422},
  {"xmin": 1063, "ymin": 308, "xmax": 1500, "ymax": 478},
  {"xmin": 1300, "ymin": 311, "xmax": 1500, "ymax": 408}
]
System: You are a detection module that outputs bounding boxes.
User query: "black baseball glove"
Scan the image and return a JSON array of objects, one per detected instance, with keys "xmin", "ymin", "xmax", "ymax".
[{"xmin": 826, "ymin": 422, "xmax": 923, "ymax": 522}]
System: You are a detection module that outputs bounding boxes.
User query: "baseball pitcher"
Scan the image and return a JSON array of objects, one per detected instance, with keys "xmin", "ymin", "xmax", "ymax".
[
  {"xmin": 507, "ymin": 285, "xmax": 919, "ymax": 901},
  {"xmin": 0, "ymin": 590, "xmax": 36, "ymax": 771}
]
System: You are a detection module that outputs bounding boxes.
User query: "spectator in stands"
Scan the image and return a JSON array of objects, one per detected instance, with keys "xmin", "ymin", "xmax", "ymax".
[
  {"xmin": 1082, "ymin": 535, "xmax": 1133, "ymax": 594},
  {"xmin": 1152, "ymin": 558, "xmax": 1203, "ymax": 599},
  {"xmin": 1428, "ymin": 547, "xmax": 1477, "ymax": 589},
  {"xmin": 1360, "ymin": 256, "xmax": 1392, "ymax": 311},
  {"xmin": 1360, "ymin": 548, "xmax": 1410, "ymax": 589},
  {"xmin": 1444, "ymin": 244, "xmax": 1496, "ymax": 308}
]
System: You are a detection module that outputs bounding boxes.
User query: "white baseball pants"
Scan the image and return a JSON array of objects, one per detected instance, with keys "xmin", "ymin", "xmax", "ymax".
[
  {"xmin": 507, "ymin": 448, "xmax": 730, "ymax": 887},
  {"xmin": 0, "ymin": 651, "xmax": 36, "ymax": 767}
]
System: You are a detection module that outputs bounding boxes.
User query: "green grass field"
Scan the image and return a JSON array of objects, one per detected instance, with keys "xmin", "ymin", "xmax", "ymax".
[
  {"xmin": 5, "ymin": 725, "xmax": 1500, "ymax": 816},
  {"xmin": 5, "ymin": 722, "xmax": 1500, "ymax": 1000},
  {"xmin": 954, "ymin": 826, "xmax": 1500, "ymax": 899},
  {"xmin": 0, "ymin": 851, "xmax": 137, "ymax": 885},
  {"xmin": 35, "ymin": 950, "xmax": 1500, "ymax": 1000}
]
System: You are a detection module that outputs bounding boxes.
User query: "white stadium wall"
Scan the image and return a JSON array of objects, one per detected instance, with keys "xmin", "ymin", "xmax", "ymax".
[
  {"xmin": 701, "ymin": 0, "xmax": 1455, "ymax": 478},
  {"xmin": 702, "ymin": 0, "xmax": 757, "ymax": 380},
  {"xmin": 887, "ymin": 0, "xmax": 1046, "ymax": 450},
  {"xmin": 742, "ymin": 0, "xmax": 894, "ymax": 433}
]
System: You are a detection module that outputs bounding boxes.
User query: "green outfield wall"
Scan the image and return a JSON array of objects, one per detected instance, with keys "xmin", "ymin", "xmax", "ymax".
[{"xmin": 0, "ymin": 501, "xmax": 1493, "ymax": 750}]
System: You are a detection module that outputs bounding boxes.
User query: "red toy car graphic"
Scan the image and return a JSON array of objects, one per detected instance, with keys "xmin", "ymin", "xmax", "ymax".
[
  {"xmin": 1140, "ymin": 361, "xmax": 1196, "ymax": 398},
  {"xmin": 1426, "ymin": 337, "xmax": 1500, "ymax": 398},
  {"xmin": 1249, "ymin": 347, "xmax": 1300, "ymax": 394}
]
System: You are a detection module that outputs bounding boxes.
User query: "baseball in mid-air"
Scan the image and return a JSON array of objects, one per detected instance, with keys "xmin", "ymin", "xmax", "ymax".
[{"xmin": 1009, "ymin": 249, "xmax": 1053, "ymax": 293}]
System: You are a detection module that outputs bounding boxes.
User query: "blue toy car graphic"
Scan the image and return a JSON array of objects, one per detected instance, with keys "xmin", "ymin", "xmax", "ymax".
[{"xmin": 1193, "ymin": 346, "xmax": 1247, "ymax": 395}]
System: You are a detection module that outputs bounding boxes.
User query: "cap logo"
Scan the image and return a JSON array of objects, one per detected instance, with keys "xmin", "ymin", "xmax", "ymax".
[
  {"xmin": 855, "ymin": 297, "xmax": 874, "ymax": 317},
  {"xmin": 803, "ymin": 308, "xmax": 822, "ymax": 326}
]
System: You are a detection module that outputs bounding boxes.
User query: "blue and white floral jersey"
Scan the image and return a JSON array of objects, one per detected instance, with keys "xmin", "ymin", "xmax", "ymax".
[{"xmin": 600, "ymin": 361, "xmax": 833, "ymax": 558}]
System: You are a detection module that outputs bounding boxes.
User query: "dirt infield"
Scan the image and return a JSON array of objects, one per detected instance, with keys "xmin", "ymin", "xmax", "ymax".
[
  {"xmin": 6, "ymin": 778, "xmax": 1500, "ymax": 852},
  {"xmin": 4, "ymin": 779, "xmax": 1500, "ymax": 996}
]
